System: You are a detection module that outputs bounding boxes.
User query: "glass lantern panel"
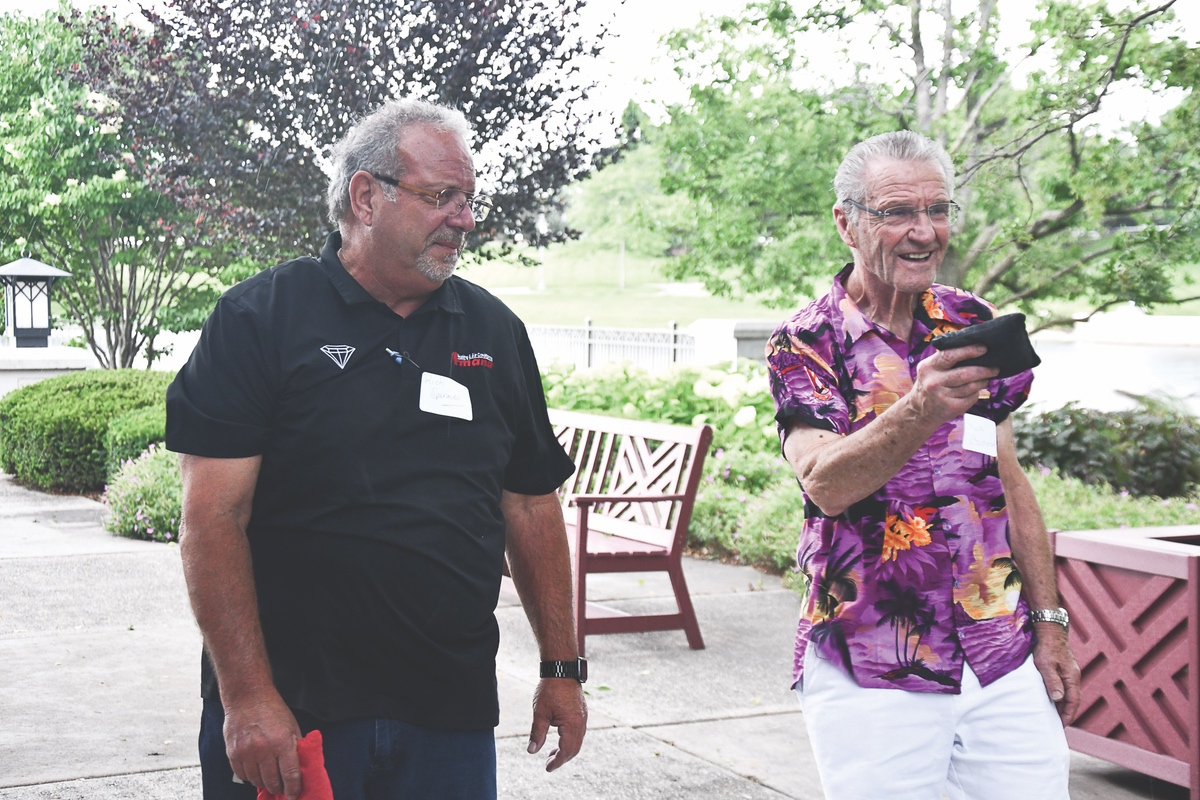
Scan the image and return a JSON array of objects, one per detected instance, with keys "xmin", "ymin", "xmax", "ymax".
[{"xmin": 12, "ymin": 282, "xmax": 50, "ymax": 328}]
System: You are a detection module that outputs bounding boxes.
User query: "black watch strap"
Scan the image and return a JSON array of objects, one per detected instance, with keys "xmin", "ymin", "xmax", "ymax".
[{"xmin": 540, "ymin": 657, "xmax": 587, "ymax": 683}]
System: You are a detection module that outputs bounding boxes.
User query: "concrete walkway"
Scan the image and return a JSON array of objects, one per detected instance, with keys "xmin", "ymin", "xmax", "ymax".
[{"xmin": 0, "ymin": 473, "xmax": 1188, "ymax": 799}]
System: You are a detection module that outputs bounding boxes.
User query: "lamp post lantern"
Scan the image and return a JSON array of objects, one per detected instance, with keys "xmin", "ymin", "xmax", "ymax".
[{"xmin": 0, "ymin": 258, "xmax": 72, "ymax": 348}]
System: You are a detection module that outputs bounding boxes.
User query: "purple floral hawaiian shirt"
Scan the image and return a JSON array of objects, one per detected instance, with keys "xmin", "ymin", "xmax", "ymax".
[{"xmin": 767, "ymin": 264, "xmax": 1036, "ymax": 694}]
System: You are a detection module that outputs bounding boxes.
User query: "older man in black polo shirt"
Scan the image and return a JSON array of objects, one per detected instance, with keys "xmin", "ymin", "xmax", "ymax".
[{"xmin": 166, "ymin": 99, "xmax": 585, "ymax": 799}]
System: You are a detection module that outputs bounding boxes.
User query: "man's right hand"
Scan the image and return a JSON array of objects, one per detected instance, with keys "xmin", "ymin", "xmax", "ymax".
[
  {"xmin": 912, "ymin": 343, "xmax": 999, "ymax": 423},
  {"xmin": 223, "ymin": 692, "xmax": 303, "ymax": 799}
]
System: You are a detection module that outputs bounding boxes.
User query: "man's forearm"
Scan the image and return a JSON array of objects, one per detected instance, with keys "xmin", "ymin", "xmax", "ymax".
[
  {"xmin": 180, "ymin": 515, "xmax": 276, "ymax": 701},
  {"xmin": 501, "ymin": 491, "xmax": 578, "ymax": 659},
  {"xmin": 995, "ymin": 422, "xmax": 1060, "ymax": 609},
  {"xmin": 785, "ymin": 346, "xmax": 999, "ymax": 516},
  {"xmin": 178, "ymin": 453, "xmax": 276, "ymax": 702},
  {"xmin": 785, "ymin": 393, "xmax": 945, "ymax": 515},
  {"xmin": 501, "ymin": 489, "xmax": 587, "ymax": 770}
]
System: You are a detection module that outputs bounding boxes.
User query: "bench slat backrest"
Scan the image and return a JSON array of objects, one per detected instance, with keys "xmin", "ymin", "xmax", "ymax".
[{"xmin": 548, "ymin": 409, "xmax": 714, "ymax": 551}]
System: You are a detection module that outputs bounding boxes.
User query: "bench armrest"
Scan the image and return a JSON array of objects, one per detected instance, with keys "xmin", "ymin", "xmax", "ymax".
[{"xmin": 568, "ymin": 493, "xmax": 688, "ymax": 507}]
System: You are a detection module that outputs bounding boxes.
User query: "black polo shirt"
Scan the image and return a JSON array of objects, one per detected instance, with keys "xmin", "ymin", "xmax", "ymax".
[{"xmin": 166, "ymin": 232, "xmax": 574, "ymax": 730}]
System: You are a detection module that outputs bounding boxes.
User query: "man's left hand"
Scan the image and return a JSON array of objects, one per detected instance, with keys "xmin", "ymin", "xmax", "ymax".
[
  {"xmin": 1032, "ymin": 625, "xmax": 1081, "ymax": 725},
  {"xmin": 527, "ymin": 677, "xmax": 587, "ymax": 771}
]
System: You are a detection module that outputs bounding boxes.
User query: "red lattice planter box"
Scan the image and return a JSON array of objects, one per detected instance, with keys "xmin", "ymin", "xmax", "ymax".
[{"xmin": 1053, "ymin": 525, "xmax": 1200, "ymax": 800}]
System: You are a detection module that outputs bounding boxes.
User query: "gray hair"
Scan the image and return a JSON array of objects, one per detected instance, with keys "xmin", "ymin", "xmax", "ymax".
[
  {"xmin": 325, "ymin": 99, "xmax": 473, "ymax": 227},
  {"xmin": 833, "ymin": 130, "xmax": 955, "ymax": 215}
]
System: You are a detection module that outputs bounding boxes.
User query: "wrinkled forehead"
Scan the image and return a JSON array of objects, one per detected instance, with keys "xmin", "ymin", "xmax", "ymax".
[
  {"xmin": 864, "ymin": 157, "xmax": 949, "ymax": 202},
  {"xmin": 396, "ymin": 124, "xmax": 476, "ymax": 184}
]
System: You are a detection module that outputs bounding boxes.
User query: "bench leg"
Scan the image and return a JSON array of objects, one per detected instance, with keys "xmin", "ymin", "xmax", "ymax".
[{"xmin": 668, "ymin": 561, "xmax": 705, "ymax": 650}]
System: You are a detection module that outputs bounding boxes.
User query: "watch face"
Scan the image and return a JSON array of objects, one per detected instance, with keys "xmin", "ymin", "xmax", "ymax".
[{"xmin": 577, "ymin": 657, "xmax": 588, "ymax": 683}]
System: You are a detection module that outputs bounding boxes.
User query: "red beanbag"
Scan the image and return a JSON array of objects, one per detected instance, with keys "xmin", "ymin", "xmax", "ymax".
[{"xmin": 256, "ymin": 729, "xmax": 333, "ymax": 800}]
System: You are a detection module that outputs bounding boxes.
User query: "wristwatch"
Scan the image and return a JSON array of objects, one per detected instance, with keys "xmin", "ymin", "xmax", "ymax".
[
  {"xmin": 1029, "ymin": 607, "xmax": 1069, "ymax": 633},
  {"xmin": 540, "ymin": 657, "xmax": 588, "ymax": 683}
]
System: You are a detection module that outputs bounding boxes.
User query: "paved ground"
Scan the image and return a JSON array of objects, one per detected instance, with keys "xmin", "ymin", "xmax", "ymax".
[{"xmin": 0, "ymin": 473, "xmax": 1190, "ymax": 798}]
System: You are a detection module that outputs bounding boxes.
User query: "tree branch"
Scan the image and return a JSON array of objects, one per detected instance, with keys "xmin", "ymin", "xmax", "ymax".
[
  {"xmin": 1028, "ymin": 292, "xmax": 1200, "ymax": 334},
  {"xmin": 995, "ymin": 243, "xmax": 1118, "ymax": 308},
  {"xmin": 972, "ymin": 198, "xmax": 1086, "ymax": 296},
  {"xmin": 960, "ymin": 1, "xmax": 1177, "ymax": 185},
  {"xmin": 933, "ymin": 0, "xmax": 954, "ymax": 124},
  {"xmin": 909, "ymin": 0, "xmax": 931, "ymax": 131}
]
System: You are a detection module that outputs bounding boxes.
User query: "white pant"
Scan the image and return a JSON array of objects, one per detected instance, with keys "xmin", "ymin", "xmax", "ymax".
[{"xmin": 798, "ymin": 649, "xmax": 1070, "ymax": 800}]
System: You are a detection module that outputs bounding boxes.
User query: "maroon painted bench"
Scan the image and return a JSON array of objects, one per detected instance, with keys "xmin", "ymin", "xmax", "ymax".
[
  {"xmin": 1053, "ymin": 526, "xmax": 1200, "ymax": 799},
  {"xmin": 548, "ymin": 409, "xmax": 714, "ymax": 657}
]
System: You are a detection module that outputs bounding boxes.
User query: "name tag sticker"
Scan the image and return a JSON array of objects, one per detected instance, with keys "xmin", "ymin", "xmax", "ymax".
[
  {"xmin": 963, "ymin": 414, "xmax": 997, "ymax": 457},
  {"xmin": 419, "ymin": 373, "xmax": 473, "ymax": 421}
]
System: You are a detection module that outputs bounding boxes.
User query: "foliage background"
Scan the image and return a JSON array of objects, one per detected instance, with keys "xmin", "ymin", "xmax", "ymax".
[
  {"xmin": 104, "ymin": 443, "xmax": 180, "ymax": 543},
  {"xmin": 654, "ymin": 0, "xmax": 1200, "ymax": 330},
  {"xmin": 0, "ymin": 369, "xmax": 172, "ymax": 493},
  {"xmin": 544, "ymin": 361, "xmax": 1200, "ymax": 576}
]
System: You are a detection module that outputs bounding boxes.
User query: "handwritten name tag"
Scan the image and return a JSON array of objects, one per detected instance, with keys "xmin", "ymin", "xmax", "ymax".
[
  {"xmin": 419, "ymin": 373, "xmax": 473, "ymax": 421},
  {"xmin": 963, "ymin": 414, "xmax": 997, "ymax": 457}
]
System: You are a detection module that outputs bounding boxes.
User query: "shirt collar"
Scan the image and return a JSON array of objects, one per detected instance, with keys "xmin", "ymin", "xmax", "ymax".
[
  {"xmin": 319, "ymin": 231, "xmax": 465, "ymax": 316},
  {"xmin": 829, "ymin": 263, "xmax": 985, "ymax": 347}
]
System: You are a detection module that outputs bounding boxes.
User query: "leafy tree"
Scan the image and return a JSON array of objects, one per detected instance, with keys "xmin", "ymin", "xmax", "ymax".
[
  {"xmin": 657, "ymin": 0, "xmax": 1200, "ymax": 328},
  {"xmin": 66, "ymin": 0, "xmax": 621, "ymax": 265},
  {"xmin": 0, "ymin": 11, "xmax": 227, "ymax": 368},
  {"xmin": 564, "ymin": 114, "xmax": 694, "ymax": 260}
]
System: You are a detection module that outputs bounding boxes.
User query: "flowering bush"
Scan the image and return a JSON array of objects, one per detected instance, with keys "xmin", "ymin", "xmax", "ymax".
[
  {"xmin": 543, "ymin": 361, "xmax": 1200, "ymax": 577},
  {"xmin": 545, "ymin": 360, "xmax": 796, "ymax": 570},
  {"xmin": 542, "ymin": 360, "xmax": 778, "ymax": 453},
  {"xmin": 103, "ymin": 444, "xmax": 182, "ymax": 543}
]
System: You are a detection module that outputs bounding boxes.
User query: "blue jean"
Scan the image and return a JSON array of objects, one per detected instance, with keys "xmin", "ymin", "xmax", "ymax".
[{"xmin": 199, "ymin": 698, "xmax": 497, "ymax": 799}]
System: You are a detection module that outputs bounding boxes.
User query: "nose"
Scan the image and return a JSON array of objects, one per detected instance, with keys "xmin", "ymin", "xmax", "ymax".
[
  {"xmin": 906, "ymin": 211, "xmax": 938, "ymax": 241},
  {"xmin": 446, "ymin": 201, "xmax": 476, "ymax": 232}
]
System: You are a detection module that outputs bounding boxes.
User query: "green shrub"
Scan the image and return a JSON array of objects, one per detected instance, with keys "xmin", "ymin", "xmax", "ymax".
[
  {"xmin": 1014, "ymin": 394, "xmax": 1200, "ymax": 498},
  {"xmin": 0, "ymin": 370, "xmax": 173, "ymax": 493},
  {"xmin": 104, "ymin": 404, "xmax": 167, "ymax": 480},
  {"xmin": 103, "ymin": 443, "xmax": 182, "ymax": 543},
  {"xmin": 1028, "ymin": 466, "xmax": 1200, "ymax": 531},
  {"xmin": 691, "ymin": 446, "xmax": 791, "ymax": 555},
  {"xmin": 546, "ymin": 362, "xmax": 1200, "ymax": 578},
  {"xmin": 543, "ymin": 360, "xmax": 779, "ymax": 459},
  {"xmin": 547, "ymin": 361, "xmax": 789, "ymax": 570},
  {"xmin": 737, "ymin": 484, "xmax": 807, "ymax": 573}
]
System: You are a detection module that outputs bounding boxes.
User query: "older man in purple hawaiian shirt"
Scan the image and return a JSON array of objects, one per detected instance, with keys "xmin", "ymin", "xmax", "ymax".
[{"xmin": 767, "ymin": 130, "xmax": 1080, "ymax": 800}]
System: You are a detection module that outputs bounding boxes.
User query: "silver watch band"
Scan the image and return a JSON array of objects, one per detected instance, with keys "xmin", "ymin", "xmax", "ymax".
[{"xmin": 1029, "ymin": 607, "xmax": 1069, "ymax": 632}]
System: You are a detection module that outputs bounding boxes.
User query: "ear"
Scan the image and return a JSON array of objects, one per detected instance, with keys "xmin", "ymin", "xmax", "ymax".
[
  {"xmin": 833, "ymin": 203, "xmax": 857, "ymax": 250},
  {"xmin": 346, "ymin": 171, "xmax": 379, "ymax": 227}
]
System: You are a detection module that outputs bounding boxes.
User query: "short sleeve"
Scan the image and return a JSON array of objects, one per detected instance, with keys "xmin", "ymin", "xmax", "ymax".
[
  {"xmin": 165, "ymin": 294, "xmax": 278, "ymax": 458},
  {"xmin": 766, "ymin": 316, "xmax": 851, "ymax": 437},
  {"xmin": 501, "ymin": 321, "xmax": 576, "ymax": 495},
  {"xmin": 981, "ymin": 367, "xmax": 1034, "ymax": 423}
]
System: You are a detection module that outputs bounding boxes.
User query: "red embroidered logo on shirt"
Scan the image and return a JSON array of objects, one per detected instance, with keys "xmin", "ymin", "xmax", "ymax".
[{"xmin": 452, "ymin": 351, "xmax": 494, "ymax": 368}]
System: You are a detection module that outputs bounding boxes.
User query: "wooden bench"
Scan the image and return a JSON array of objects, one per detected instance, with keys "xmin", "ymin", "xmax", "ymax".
[{"xmin": 548, "ymin": 409, "xmax": 714, "ymax": 656}]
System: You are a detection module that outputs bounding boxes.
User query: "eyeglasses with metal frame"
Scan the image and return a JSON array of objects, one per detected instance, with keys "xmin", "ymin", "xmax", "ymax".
[
  {"xmin": 369, "ymin": 172, "xmax": 494, "ymax": 223},
  {"xmin": 843, "ymin": 198, "xmax": 960, "ymax": 227}
]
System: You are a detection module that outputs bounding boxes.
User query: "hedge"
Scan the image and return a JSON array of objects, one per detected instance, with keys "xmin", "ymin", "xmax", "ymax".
[
  {"xmin": 1013, "ymin": 394, "xmax": 1200, "ymax": 498},
  {"xmin": 0, "ymin": 370, "xmax": 174, "ymax": 493},
  {"xmin": 104, "ymin": 403, "xmax": 168, "ymax": 481}
]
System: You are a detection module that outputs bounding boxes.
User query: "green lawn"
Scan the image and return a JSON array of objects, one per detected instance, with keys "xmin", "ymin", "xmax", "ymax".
[
  {"xmin": 460, "ymin": 243, "xmax": 789, "ymax": 327},
  {"xmin": 461, "ymin": 244, "xmax": 1200, "ymax": 327},
  {"xmin": 1155, "ymin": 260, "xmax": 1200, "ymax": 316}
]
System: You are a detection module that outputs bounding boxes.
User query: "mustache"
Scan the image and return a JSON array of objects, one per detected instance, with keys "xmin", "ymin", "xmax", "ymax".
[{"xmin": 429, "ymin": 232, "xmax": 465, "ymax": 250}]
